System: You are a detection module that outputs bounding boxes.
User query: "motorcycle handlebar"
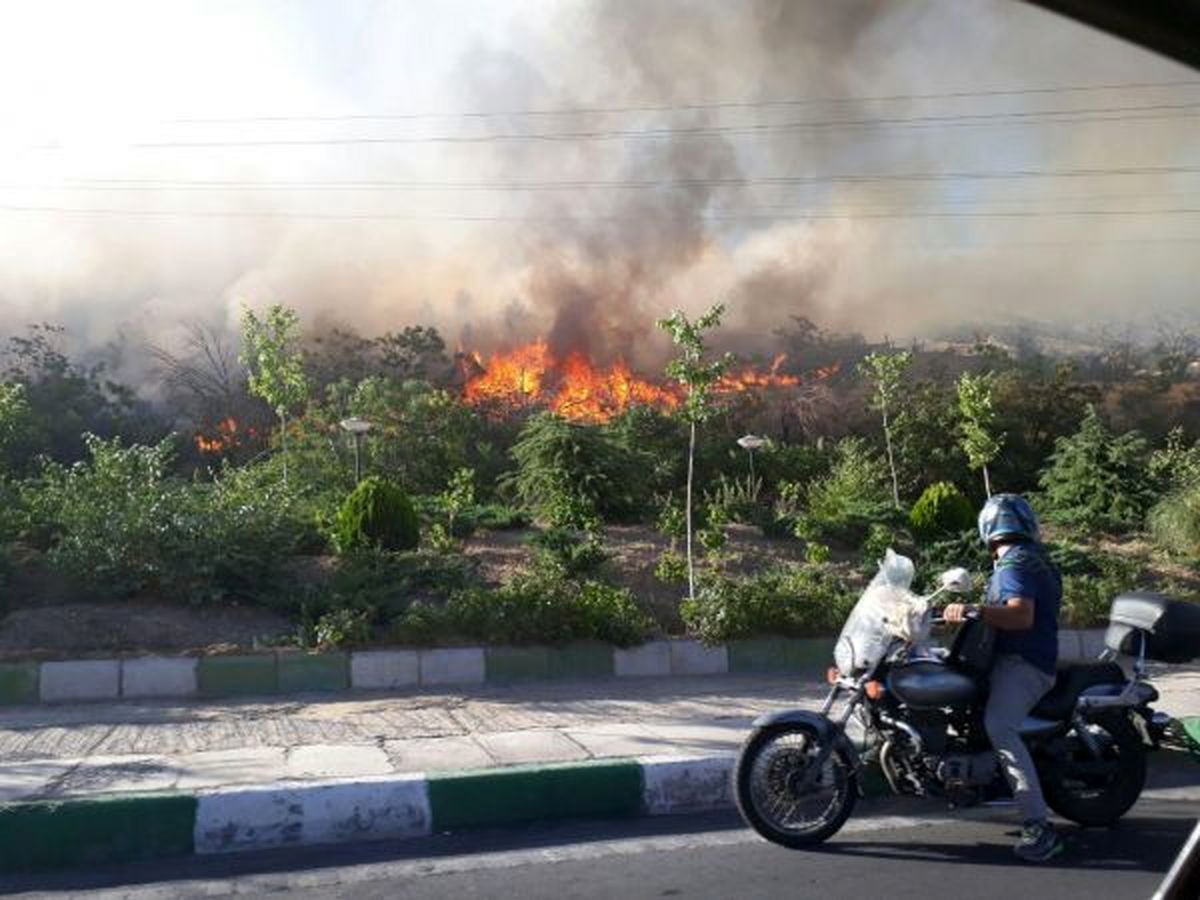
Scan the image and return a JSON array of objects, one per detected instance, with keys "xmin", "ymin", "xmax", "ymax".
[{"xmin": 928, "ymin": 607, "xmax": 982, "ymax": 625}]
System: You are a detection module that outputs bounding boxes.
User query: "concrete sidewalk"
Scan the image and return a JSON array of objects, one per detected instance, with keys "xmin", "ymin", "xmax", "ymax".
[{"xmin": 1, "ymin": 667, "xmax": 1197, "ymax": 873}]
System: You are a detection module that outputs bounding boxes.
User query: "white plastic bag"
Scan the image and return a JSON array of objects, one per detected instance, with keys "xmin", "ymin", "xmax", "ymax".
[{"xmin": 834, "ymin": 549, "xmax": 929, "ymax": 674}]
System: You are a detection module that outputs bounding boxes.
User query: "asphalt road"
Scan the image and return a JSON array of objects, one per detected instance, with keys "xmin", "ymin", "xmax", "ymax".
[{"xmin": 4, "ymin": 796, "xmax": 1196, "ymax": 899}]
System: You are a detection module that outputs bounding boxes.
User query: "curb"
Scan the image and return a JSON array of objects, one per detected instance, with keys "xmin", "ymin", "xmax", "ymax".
[
  {"xmin": 0, "ymin": 755, "xmax": 733, "ymax": 874},
  {"xmin": 0, "ymin": 630, "xmax": 1111, "ymax": 707},
  {"xmin": 1, "ymin": 744, "xmax": 1195, "ymax": 874}
]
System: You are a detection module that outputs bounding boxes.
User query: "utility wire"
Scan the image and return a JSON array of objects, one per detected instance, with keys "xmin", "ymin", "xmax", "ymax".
[
  {"xmin": 3, "ymin": 203, "xmax": 1199, "ymax": 222},
  {"xmin": 163, "ymin": 78, "xmax": 1200, "ymax": 124},
  {"xmin": 25, "ymin": 101, "xmax": 1200, "ymax": 150},
  {"xmin": 40, "ymin": 164, "xmax": 1200, "ymax": 191}
]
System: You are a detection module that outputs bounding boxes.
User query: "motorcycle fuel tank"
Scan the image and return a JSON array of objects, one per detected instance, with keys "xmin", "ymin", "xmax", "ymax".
[{"xmin": 887, "ymin": 660, "xmax": 979, "ymax": 709}]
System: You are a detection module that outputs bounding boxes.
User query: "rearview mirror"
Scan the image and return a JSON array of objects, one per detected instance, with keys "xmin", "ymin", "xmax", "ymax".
[{"xmin": 938, "ymin": 567, "xmax": 973, "ymax": 594}]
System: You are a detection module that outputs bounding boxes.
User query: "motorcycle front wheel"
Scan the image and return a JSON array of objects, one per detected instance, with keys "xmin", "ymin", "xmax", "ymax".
[{"xmin": 734, "ymin": 722, "xmax": 858, "ymax": 848}]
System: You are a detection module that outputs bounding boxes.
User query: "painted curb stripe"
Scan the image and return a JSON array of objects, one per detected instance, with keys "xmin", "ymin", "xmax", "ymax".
[
  {"xmin": 0, "ymin": 629, "xmax": 1120, "ymax": 706},
  {"xmin": 0, "ymin": 793, "xmax": 196, "ymax": 874},
  {"xmin": 427, "ymin": 759, "xmax": 643, "ymax": 832}
]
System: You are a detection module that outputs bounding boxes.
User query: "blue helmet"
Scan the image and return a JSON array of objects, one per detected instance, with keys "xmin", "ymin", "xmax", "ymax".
[{"xmin": 977, "ymin": 493, "xmax": 1041, "ymax": 546}]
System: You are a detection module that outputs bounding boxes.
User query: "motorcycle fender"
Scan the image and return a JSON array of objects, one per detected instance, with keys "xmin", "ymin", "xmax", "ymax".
[{"xmin": 749, "ymin": 710, "xmax": 861, "ymax": 770}]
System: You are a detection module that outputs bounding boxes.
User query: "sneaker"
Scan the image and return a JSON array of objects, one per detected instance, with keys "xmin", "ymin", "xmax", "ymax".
[{"xmin": 1014, "ymin": 820, "xmax": 1064, "ymax": 862}]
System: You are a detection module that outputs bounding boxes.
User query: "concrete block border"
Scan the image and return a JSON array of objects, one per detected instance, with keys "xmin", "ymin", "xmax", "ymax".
[
  {"xmin": 4, "ymin": 742, "xmax": 1194, "ymax": 874},
  {"xmin": 0, "ymin": 630, "xmax": 1110, "ymax": 706}
]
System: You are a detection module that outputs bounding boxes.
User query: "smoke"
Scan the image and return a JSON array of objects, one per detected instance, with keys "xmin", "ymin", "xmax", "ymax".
[{"xmin": 0, "ymin": 0, "xmax": 1196, "ymax": 388}]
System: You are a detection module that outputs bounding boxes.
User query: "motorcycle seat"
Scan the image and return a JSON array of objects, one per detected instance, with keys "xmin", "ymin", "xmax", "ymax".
[{"xmin": 1031, "ymin": 662, "xmax": 1125, "ymax": 719}]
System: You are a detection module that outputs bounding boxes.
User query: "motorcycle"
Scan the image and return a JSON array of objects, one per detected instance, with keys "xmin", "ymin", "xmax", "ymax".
[{"xmin": 734, "ymin": 551, "xmax": 1200, "ymax": 848}]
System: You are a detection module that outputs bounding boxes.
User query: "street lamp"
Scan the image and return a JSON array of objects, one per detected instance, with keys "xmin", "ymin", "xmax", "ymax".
[
  {"xmin": 736, "ymin": 434, "xmax": 766, "ymax": 483},
  {"xmin": 339, "ymin": 416, "xmax": 373, "ymax": 484}
]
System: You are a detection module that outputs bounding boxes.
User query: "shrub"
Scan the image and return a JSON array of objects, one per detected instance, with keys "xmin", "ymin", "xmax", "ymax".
[
  {"xmin": 1149, "ymin": 484, "xmax": 1200, "ymax": 557},
  {"xmin": 297, "ymin": 606, "xmax": 373, "ymax": 650},
  {"xmin": 804, "ymin": 542, "xmax": 831, "ymax": 564},
  {"xmin": 1060, "ymin": 556, "xmax": 1142, "ymax": 628},
  {"xmin": 1038, "ymin": 406, "xmax": 1156, "ymax": 533},
  {"xmin": 860, "ymin": 523, "xmax": 900, "ymax": 571},
  {"xmin": 681, "ymin": 565, "xmax": 855, "ymax": 644},
  {"xmin": 654, "ymin": 549, "xmax": 688, "ymax": 583},
  {"xmin": 914, "ymin": 529, "xmax": 990, "ymax": 591},
  {"xmin": 505, "ymin": 412, "xmax": 648, "ymax": 528},
  {"xmin": 909, "ymin": 482, "xmax": 975, "ymax": 543},
  {"xmin": 795, "ymin": 438, "xmax": 893, "ymax": 545},
  {"xmin": 529, "ymin": 527, "xmax": 610, "ymax": 577},
  {"xmin": 334, "ymin": 476, "xmax": 419, "ymax": 554},
  {"xmin": 392, "ymin": 569, "xmax": 653, "ymax": 646}
]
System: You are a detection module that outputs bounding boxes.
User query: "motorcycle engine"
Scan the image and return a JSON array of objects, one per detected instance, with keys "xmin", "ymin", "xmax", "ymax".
[{"xmin": 934, "ymin": 751, "xmax": 998, "ymax": 806}]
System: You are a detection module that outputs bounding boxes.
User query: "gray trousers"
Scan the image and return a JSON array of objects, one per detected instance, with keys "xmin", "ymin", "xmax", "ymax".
[{"xmin": 985, "ymin": 654, "xmax": 1056, "ymax": 822}]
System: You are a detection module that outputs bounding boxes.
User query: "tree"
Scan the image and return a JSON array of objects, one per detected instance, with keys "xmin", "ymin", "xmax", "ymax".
[
  {"xmin": 239, "ymin": 304, "xmax": 310, "ymax": 485},
  {"xmin": 957, "ymin": 371, "xmax": 1004, "ymax": 497},
  {"xmin": 1039, "ymin": 405, "xmax": 1155, "ymax": 532},
  {"xmin": 858, "ymin": 350, "xmax": 912, "ymax": 509},
  {"xmin": 657, "ymin": 303, "xmax": 733, "ymax": 602}
]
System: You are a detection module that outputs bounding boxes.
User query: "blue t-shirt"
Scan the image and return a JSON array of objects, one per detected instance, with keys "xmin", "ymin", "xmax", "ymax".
[{"xmin": 986, "ymin": 543, "xmax": 1062, "ymax": 675}]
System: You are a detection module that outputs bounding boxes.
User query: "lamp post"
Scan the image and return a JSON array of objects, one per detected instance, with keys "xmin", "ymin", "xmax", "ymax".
[
  {"xmin": 736, "ymin": 433, "xmax": 766, "ymax": 483},
  {"xmin": 339, "ymin": 416, "xmax": 373, "ymax": 484}
]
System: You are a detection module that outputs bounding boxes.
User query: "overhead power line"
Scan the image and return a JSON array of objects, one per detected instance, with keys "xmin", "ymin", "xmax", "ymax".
[
  {"xmin": 26, "ymin": 101, "xmax": 1200, "ymax": 151},
  {"xmin": 3, "ymin": 203, "xmax": 1199, "ymax": 222},
  {"xmin": 38, "ymin": 164, "xmax": 1200, "ymax": 192},
  {"xmin": 163, "ymin": 78, "xmax": 1200, "ymax": 124}
]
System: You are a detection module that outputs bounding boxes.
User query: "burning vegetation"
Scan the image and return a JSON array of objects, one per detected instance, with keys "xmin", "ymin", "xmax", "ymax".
[
  {"xmin": 194, "ymin": 417, "xmax": 253, "ymax": 455},
  {"xmin": 460, "ymin": 339, "xmax": 830, "ymax": 422}
]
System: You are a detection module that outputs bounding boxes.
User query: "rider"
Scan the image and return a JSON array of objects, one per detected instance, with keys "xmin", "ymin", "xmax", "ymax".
[{"xmin": 944, "ymin": 493, "xmax": 1064, "ymax": 862}]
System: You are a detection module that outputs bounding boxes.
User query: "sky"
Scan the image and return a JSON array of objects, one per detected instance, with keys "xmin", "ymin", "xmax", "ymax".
[{"xmin": 0, "ymin": 0, "xmax": 1197, "ymax": 379}]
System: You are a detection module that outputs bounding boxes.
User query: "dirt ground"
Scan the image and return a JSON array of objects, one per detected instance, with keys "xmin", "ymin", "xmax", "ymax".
[
  {"xmin": 0, "ymin": 525, "xmax": 812, "ymax": 658},
  {"xmin": 1, "ymin": 526, "xmax": 1192, "ymax": 659}
]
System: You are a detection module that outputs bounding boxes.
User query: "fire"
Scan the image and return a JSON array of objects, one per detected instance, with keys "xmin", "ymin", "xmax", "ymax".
[
  {"xmin": 195, "ymin": 417, "xmax": 248, "ymax": 454},
  {"xmin": 716, "ymin": 353, "xmax": 801, "ymax": 393},
  {"xmin": 462, "ymin": 342, "xmax": 832, "ymax": 422}
]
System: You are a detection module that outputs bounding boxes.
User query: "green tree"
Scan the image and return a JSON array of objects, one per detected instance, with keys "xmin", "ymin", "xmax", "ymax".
[
  {"xmin": 859, "ymin": 350, "xmax": 912, "ymax": 509},
  {"xmin": 657, "ymin": 303, "xmax": 733, "ymax": 601},
  {"xmin": 239, "ymin": 304, "xmax": 311, "ymax": 485},
  {"xmin": 1039, "ymin": 405, "xmax": 1155, "ymax": 532},
  {"xmin": 0, "ymin": 382, "xmax": 31, "ymax": 469},
  {"xmin": 956, "ymin": 371, "xmax": 1004, "ymax": 497}
]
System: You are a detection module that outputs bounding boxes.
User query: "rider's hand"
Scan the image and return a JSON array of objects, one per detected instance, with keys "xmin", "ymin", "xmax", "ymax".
[{"xmin": 943, "ymin": 603, "xmax": 971, "ymax": 623}]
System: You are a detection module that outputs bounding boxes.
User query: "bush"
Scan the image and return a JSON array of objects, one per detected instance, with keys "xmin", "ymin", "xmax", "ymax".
[
  {"xmin": 334, "ymin": 476, "xmax": 419, "ymax": 554},
  {"xmin": 297, "ymin": 605, "xmax": 373, "ymax": 650},
  {"xmin": 1149, "ymin": 484, "xmax": 1200, "ymax": 557},
  {"xmin": 28, "ymin": 436, "xmax": 306, "ymax": 603},
  {"xmin": 914, "ymin": 529, "xmax": 990, "ymax": 591},
  {"xmin": 681, "ymin": 565, "xmax": 854, "ymax": 644},
  {"xmin": 1060, "ymin": 556, "xmax": 1143, "ymax": 628},
  {"xmin": 505, "ymin": 412, "xmax": 649, "ymax": 528},
  {"xmin": 391, "ymin": 569, "xmax": 653, "ymax": 646},
  {"xmin": 795, "ymin": 438, "xmax": 894, "ymax": 545},
  {"xmin": 909, "ymin": 482, "xmax": 975, "ymax": 543},
  {"xmin": 529, "ymin": 527, "xmax": 610, "ymax": 577},
  {"xmin": 1039, "ymin": 406, "xmax": 1156, "ymax": 533},
  {"xmin": 654, "ymin": 549, "xmax": 688, "ymax": 583}
]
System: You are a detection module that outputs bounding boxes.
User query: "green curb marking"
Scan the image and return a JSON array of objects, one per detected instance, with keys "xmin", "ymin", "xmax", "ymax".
[
  {"xmin": 0, "ymin": 794, "xmax": 196, "ymax": 874},
  {"xmin": 486, "ymin": 646, "xmax": 550, "ymax": 682},
  {"xmin": 727, "ymin": 637, "xmax": 833, "ymax": 674},
  {"xmin": 1181, "ymin": 716, "xmax": 1200, "ymax": 757},
  {"xmin": 197, "ymin": 654, "xmax": 278, "ymax": 697},
  {"xmin": 427, "ymin": 759, "xmax": 643, "ymax": 831},
  {"xmin": 277, "ymin": 652, "xmax": 349, "ymax": 693},
  {"xmin": 0, "ymin": 661, "xmax": 39, "ymax": 706},
  {"xmin": 548, "ymin": 642, "xmax": 613, "ymax": 679}
]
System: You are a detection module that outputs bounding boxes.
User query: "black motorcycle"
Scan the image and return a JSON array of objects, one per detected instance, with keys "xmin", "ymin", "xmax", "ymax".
[{"xmin": 734, "ymin": 558, "xmax": 1200, "ymax": 848}]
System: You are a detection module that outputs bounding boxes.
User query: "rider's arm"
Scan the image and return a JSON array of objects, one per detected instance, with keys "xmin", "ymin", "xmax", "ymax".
[
  {"xmin": 942, "ymin": 596, "xmax": 1035, "ymax": 629},
  {"xmin": 980, "ymin": 596, "xmax": 1034, "ymax": 631}
]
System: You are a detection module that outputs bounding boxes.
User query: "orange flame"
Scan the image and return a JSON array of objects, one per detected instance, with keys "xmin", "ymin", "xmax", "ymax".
[
  {"xmin": 195, "ymin": 417, "xmax": 248, "ymax": 454},
  {"xmin": 462, "ymin": 342, "xmax": 835, "ymax": 422}
]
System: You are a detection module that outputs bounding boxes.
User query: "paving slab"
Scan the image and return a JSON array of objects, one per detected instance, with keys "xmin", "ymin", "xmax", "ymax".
[
  {"xmin": 285, "ymin": 744, "xmax": 394, "ymax": 779},
  {"xmin": 381, "ymin": 735, "xmax": 494, "ymax": 772},
  {"xmin": 474, "ymin": 729, "xmax": 591, "ymax": 765},
  {"xmin": 172, "ymin": 746, "xmax": 289, "ymax": 791},
  {"xmin": 0, "ymin": 759, "xmax": 77, "ymax": 802}
]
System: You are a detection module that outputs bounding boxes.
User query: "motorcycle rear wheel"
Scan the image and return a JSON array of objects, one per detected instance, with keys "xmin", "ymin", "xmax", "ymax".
[
  {"xmin": 1042, "ymin": 711, "xmax": 1146, "ymax": 827},
  {"xmin": 735, "ymin": 722, "xmax": 858, "ymax": 848}
]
